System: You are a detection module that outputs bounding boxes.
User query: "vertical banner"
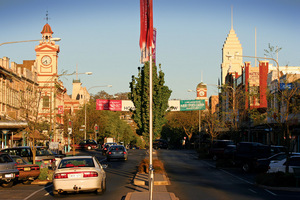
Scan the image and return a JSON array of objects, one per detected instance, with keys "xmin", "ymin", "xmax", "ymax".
[
  {"xmin": 152, "ymin": 28, "xmax": 156, "ymax": 64},
  {"xmin": 140, "ymin": 0, "xmax": 153, "ymax": 63},
  {"xmin": 57, "ymin": 105, "xmax": 64, "ymax": 114}
]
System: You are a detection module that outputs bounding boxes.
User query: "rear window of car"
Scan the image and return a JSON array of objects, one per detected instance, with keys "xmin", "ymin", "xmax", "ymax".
[
  {"xmin": 58, "ymin": 158, "xmax": 95, "ymax": 168},
  {"xmin": 110, "ymin": 146, "xmax": 125, "ymax": 151},
  {"xmin": 0, "ymin": 154, "xmax": 13, "ymax": 163}
]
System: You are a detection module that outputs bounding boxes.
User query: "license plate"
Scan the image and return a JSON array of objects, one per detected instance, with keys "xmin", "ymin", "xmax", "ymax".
[
  {"xmin": 24, "ymin": 167, "xmax": 31, "ymax": 172},
  {"xmin": 44, "ymin": 161, "xmax": 49, "ymax": 164},
  {"xmin": 68, "ymin": 173, "xmax": 82, "ymax": 178},
  {"xmin": 5, "ymin": 174, "xmax": 13, "ymax": 178}
]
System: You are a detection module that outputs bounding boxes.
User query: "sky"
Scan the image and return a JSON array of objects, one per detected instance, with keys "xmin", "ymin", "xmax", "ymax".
[{"xmin": 0, "ymin": 0, "xmax": 299, "ymax": 100}]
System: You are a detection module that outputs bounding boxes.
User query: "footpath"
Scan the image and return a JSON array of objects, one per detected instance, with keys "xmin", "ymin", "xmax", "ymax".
[{"xmin": 124, "ymin": 150, "xmax": 179, "ymax": 200}]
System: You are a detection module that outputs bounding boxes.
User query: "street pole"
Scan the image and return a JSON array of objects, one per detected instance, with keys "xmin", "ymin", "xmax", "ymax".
[{"xmin": 149, "ymin": 46, "xmax": 154, "ymax": 200}]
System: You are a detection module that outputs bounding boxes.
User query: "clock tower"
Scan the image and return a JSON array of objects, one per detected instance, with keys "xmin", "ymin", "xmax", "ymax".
[{"xmin": 35, "ymin": 23, "xmax": 60, "ymax": 124}]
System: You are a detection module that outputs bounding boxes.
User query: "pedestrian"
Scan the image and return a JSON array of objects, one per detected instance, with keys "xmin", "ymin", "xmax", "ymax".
[{"xmin": 58, "ymin": 142, "xmax": 64, "ymax": 154}]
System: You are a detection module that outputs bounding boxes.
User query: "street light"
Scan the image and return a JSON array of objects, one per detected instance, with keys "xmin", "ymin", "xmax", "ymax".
[
  {"xmin": 187, "ymin": 89, "xmax": 202, "ymax": 149},
  {"xmin": 84, "ymin": 85, "xmax": 112, "ymax": 140},
  {"xmin": 0, "ymin": 38, "xmax": 61, "ymax": 46}
]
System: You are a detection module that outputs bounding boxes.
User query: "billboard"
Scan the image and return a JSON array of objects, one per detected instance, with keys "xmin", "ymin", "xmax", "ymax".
[{"xmin": 180, "ymin": 100, "xmax": 206, "ymax": 111}]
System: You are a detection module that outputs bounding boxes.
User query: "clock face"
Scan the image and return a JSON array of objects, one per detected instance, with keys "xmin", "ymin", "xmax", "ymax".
[
  {"xmin": 41, "ymin": 55, "xmax": 52, "ymax": 66},
  {"xmin": 199, "ymin": 91, "xmax": 205, "ymax": 96}
]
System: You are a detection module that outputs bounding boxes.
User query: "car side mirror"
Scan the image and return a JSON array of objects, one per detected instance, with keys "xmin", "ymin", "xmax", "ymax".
[{"xmin": 102, "ymin": 164, "xmax": 108, "ymax": 169}]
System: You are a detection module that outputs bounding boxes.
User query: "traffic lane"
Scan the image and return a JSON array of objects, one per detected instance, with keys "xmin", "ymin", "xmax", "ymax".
[
  {"xmin": 158, "ymin": 149, "xmax": 280, "ymax": 200},
  {"xmin": 19, "ymin": 149, "xmax": 146, "ymax": 200}
]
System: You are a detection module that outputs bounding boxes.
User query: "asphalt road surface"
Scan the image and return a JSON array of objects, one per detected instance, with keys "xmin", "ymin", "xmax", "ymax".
[
  {"xmin": 0, "ymin": 149, "xmax": 146, "ymax": 200},
  {"xmin": 159, "ymin": 149, "xmax": 300, "ymax": 200}
]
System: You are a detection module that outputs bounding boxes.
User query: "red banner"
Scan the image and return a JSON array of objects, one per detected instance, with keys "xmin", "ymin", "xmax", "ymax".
[
  {"xmin": 140, "ymin": 0, "xmax": 153, "ymax": 63},
  {"xmin": 58, "ymin": 105, "xmax": 64, "ymax": 114},
  {"xmin": 96, "ymin": 99, "xmax": 122, "ymax": 111}
]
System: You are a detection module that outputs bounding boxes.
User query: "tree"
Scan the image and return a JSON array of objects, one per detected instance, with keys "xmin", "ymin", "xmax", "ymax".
[{"xmin": 129, "ymin": 62, "xmax": 172, "ymax": 143}]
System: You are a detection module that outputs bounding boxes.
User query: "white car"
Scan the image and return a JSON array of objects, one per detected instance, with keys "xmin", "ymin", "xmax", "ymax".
[
  {"xmin": 52, "ymin": 156, "xmax": 107, "ymax": 196},
  {"xmin": 268, "ymin": 155, "xmax": 300, "ymax": 173}
]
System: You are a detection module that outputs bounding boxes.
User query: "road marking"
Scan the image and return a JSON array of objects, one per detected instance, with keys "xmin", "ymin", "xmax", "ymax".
[
  {"xmin": 264, "ymin": 189, "xmax": 277, "ymax": 196},
  {"xmin": 23, "ymin": 184, "xmax": 52, "ymax": 200},
  {"xmin": 248, "ymin": 189, "xmax": 257, "ymax": 193}
]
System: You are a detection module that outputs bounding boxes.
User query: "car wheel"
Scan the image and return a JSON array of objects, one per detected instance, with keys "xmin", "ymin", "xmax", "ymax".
[
  {"xmin": 23, "ymin": 180, "xmax": 32, "ymax": 185},
  {"xmin": 242, "ymin": 162, "xmax": 251, "ymax": 172},
  {"xmin": 1, "ymin": 181, "xmax": 14, "ymax": 188},
  {"xmin": 212, "ymin": 155, "xmax": 218, "ymax": 161},
  {"xmin": 87, "ymin": 146, "xmax": 92, "ymax": 150}
]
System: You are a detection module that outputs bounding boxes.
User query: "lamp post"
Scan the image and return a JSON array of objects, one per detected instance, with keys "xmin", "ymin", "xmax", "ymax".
[
  {"xmin": 51, "ymin": 71, "xmax": 92, "ymax": 143},
  {"xmin": 0, "ymin": 38, "xmax": 61, "ymax": 46},
  {"xmin": 187, "ymin": 89, "xmax": 202, "ymax": 149},
  {"xmin": 84, "ymin": 85, "xmax": 112, "ymax": 140}
]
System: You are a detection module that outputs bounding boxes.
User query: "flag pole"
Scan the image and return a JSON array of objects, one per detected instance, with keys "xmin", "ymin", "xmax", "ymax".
[{"xmin": 149, "ymin": 46, "xmax": 154, "ymax": 200}]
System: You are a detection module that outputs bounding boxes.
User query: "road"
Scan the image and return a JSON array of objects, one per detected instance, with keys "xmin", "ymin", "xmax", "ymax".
[
  {"xmin": 159, "ymin": 149, "xmax": 300, "ymax": 200},
  {"xmin": 0, "ymin": 149, "xmax": 146, "ymax": 200}
]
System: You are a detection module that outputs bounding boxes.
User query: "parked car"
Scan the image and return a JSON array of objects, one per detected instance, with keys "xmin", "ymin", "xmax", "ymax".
[
  {"xmin": 102, "ymin": 142, "xmax": 118, "ymax": 155},
  {"xmin": 153, "ymin": 139, "xmax": 168, "ymax": 150},
  {"xmin": 270, "ymin": 145, "xmax": 287, "ymax": 155},
  {"xmin": 79, "ymin": 140, "xmax": 98, "ymax": 150},
  {"xmin": 0, "ymin": 153, "xmax": 19, "ymax": 188},
  {"xmin": 10, "ymin": 155, "xmax": 40, "ymax": 184},
  {"xmin": 256, "ymin": 152, "xmax": 300, "ymax": 173},
  {"xmin": 106, "ymin": 145, "xmax": 128, "ymax": 161},
  {"xmin": 233, "ymin": 142, "xmax": 271, "ymax": 172},
  {"xmin": 268, "ymin": 155, "xmax": 300, "ymax": 173},
  {"xmin": 52, "ymin": 156, "xmax": 107, "ymax": 196},
  {"xmin": 1, "ymin": 146, "xmax": 56, "ymax": 169},
  {"xmin": 209, "ymin": 140, "xmax": 234, "ymax": 160}
]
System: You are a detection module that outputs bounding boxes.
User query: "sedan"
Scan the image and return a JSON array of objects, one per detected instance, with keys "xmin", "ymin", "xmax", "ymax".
[
  {"xmin": 268, "ymin": 155, "xmax": 300, "ymax": 173},
  {"xmin": 52, "ymin": 156, "xmax": 106, "ymax": 196},
  {"xmin": 10, "ymin": 155, "xmax": 40, "ymax": 185},
  {"xmin": 106, "ymin": 145, "xmax": 128, "ymax": 161}
]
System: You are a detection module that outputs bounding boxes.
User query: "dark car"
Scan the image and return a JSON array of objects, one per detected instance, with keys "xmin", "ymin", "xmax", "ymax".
[
  {"xmin": 209, "ymin": 140, "xmax": 234, "ymax": 160},
  {"xmin": 10, "ymin": 155, "xmax": 40, "ymax": 185},
  {"xmin": 102, "ymin": 142, "xmax": 118, "ymax": 155},
  {"xmin": 79, "ymin": 139, "xmax": 98, "ymax": 150},
  {"xmin": 153, "ymin": 139, "xmax": 168, "ymax": 150},
  {"xmin": 106, "ymin": 145, "xmax": 128, "ymax": 161},
  {"xmin": 0, "ymin": 153, "xmax": 19, "ymax": 188},
  {"xmin": 234, "ymin": 142, "xmax": 271, "ymax": 172},
  {"xmin": 1, "ymin": 146, "xmax": 56, "ymax": 169}
]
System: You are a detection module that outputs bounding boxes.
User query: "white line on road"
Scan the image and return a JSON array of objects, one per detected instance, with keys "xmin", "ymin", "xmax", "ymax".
[
  {"xmin": 264, "ymin": 189, "xmax": 277, "ymax": 196},
  {"xmin": 23, "ymin": 184, "xmax": 53, "ymax": 200}
]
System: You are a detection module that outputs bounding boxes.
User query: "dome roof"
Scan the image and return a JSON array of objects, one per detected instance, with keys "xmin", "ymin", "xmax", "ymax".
[
  {"xmin": 196, "ymin": 82, "xmax": 207, "ymax": 89},
  {"xmin": 41, "ymin": 23, "xmax": 53, "ymax": 34}
]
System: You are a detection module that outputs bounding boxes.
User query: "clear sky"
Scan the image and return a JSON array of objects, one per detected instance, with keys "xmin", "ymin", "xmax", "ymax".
[{"xmin": 0, "ymin": 0, "xmax": 299, "ymax": 100}]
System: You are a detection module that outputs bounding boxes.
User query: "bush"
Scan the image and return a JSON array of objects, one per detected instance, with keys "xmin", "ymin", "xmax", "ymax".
[
  {"xmin": 256, "ymin": 172, "xmax": 296, "ymax": 187},
  {"xmin": 138, "ymin": 158, "xmax": 165, "ymax": 174},
  {"xmin": 38, "ymin": 168, "xmax": 54, "ymax": 181}
]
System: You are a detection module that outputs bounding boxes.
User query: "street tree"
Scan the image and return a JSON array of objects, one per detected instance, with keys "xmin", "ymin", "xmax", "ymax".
[{"xmin": 129, "ymin": 62, "xmax": 172, "ymax": 144}]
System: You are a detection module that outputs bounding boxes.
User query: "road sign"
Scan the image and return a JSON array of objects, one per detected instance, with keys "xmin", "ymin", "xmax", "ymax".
[{"xmin": 180, "ymin": 100, "xmax": 205, "ymax": 111}]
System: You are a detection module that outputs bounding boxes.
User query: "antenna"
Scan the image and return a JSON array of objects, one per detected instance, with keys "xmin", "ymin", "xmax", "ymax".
[
  {"xmin": 231, "ymin": 5, "xmax": 233, "ymax": 30},
  {"xmin": 76, "ymin": 64, "xmax": 78, "ymax": 80},
  {"xmin": 255, "ymin": 27, "xmax": 257, "ymax": 67}
]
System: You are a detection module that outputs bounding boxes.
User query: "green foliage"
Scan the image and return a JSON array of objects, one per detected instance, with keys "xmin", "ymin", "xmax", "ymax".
[
  {"xmin": 129, "ymin": 62, "xmax": 172, "ymax": 142},
  {"xmin": 38, "ymin": 168, "xmax": 49, "ymax": 181}
]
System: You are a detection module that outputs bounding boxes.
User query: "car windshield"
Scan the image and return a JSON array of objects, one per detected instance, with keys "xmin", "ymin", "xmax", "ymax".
[
  {"xmin": 58, "ymin": 158, "xmax": 95, "ymax": 168},
  {"xmin": 36, "ymin": 148, "xmax": 54, "ymax": 156}
]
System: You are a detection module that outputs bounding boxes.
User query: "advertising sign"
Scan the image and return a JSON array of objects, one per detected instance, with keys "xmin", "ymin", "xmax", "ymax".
[
  {"xmin": 96, "ymin": 99, "xmax": 122, "ymax": 111},
  {"xmin": 57, "ymin": 105, "xmax": 64, "ymax": 114}
]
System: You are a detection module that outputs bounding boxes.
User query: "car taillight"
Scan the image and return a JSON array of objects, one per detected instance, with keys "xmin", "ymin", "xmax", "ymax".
[
  {"xmin": 14, "ymin": 163, "xmax": 17, "ymax": 167},
  {"xmin": 17, "ymin": 167, "xmax": 24, "ymax": 171},
  {"xmin": 54, "ymin": 173, "xmax": 68, "ymax": 179},
  {"xmin": 83, "ymin": 172, "xmax": 98, "ymax": 177},
  {"xmin": 51, "ymin": 159, "xmax": 55, "ymax": 163},
  {"xmin": 36, "ymin": 160, "xmax": 42, "ymax": 162},
  {"xmin": 108, "ymin": 152, "xmax": 112, "ymax": 155},
  {"xmin": 31, "ymin": 166, "xmax": 40, "ymax": 170},
  {"xmin": 104, "ymin": 148, "xmax": 107, "ymax": 150},
  {"xmin": 123, "ymin": 152, "xmax": 127, "ymax": 154}
]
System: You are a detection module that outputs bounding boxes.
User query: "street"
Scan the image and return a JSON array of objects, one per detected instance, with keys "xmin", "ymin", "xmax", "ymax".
[
  {"xmin": 159, "ymin": 149, "xmax": 300, "ymax": 200},
  {"xmin": 1, "ymin": 149, "xmax": 300, "ymax": 200},
  {"xmin": 0, "ymin": 149, "xmax": 147, "ymax": 200}
]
